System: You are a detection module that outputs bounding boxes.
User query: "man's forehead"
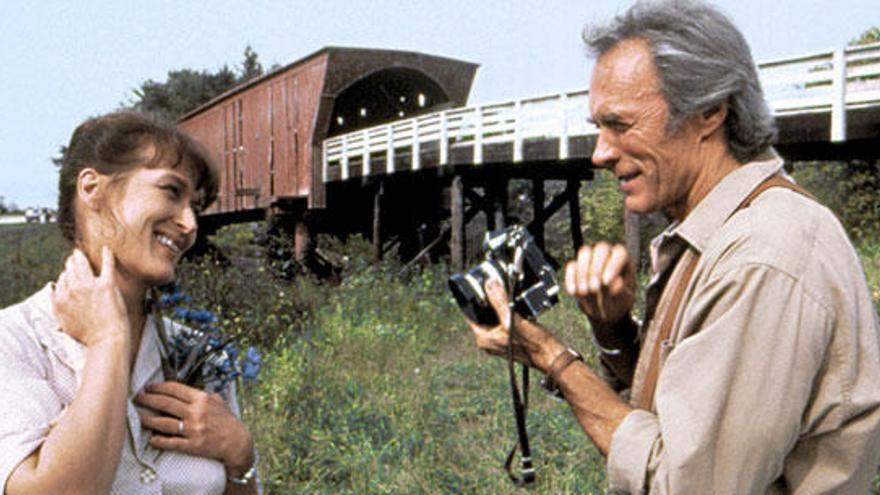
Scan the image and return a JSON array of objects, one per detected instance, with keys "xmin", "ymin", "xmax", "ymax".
[
  {"xmin": 589, "ymin": 38, "xmax": 663, "ymax": 113},
  {"xmin": 591, "ymin": 39, "xmax": 659, "ymax": 91}
]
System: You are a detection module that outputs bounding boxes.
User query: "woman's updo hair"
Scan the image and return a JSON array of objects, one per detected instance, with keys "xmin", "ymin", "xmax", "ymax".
[{"xmin": 57, "ymin": 111, "xmax": 219, "ymax": 244}]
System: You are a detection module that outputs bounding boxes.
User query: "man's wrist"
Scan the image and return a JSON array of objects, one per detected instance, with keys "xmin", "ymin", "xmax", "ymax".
[
  {"xmin": 532, "ymin": 337, "xmax": 568, "ymax": 374},
  {"xmin": 589, "ymin": 314, "xmax": 637, "ymax": 353}
]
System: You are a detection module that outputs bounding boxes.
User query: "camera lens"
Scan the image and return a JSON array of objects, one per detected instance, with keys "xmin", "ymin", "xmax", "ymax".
[{"xmin": 448, "ymin": 261, "xmax": 505, "ymax": 326}]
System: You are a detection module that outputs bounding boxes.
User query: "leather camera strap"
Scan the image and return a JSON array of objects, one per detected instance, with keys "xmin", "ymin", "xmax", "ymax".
[{"xmin": 635, "ymin": 175, "xmax": 815, "ymax": 411}]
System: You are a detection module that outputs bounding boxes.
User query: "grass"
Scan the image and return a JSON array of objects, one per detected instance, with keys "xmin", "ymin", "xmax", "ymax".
[{"xmin": 2, "ymin": 212, "xmax": 879, "ymax": 494}]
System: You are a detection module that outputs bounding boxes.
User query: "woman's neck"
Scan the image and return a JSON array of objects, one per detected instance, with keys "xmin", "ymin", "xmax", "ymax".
[{"xmin": 115, "ymin": 271, "xmax": 148, "ymax": 366}]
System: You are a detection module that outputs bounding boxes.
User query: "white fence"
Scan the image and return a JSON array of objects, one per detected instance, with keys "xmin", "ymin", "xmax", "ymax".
[{"xmin": 323, "ymin": 42, "xmax": 880, "ymax": 182}]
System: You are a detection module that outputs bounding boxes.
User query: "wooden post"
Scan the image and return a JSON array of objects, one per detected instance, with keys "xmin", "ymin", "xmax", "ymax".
[
  {"xmin": 490, "ymin": 178, "xmax": 508, "ymax": 232},
  {"xmin": 294, "ymin": 215, "xmax": 312, "ymax": 262},
  {"xmin": 624, "ymin": 209, "xmax": 640, "ymax": 272},
  {"xmin": 450, "ymin": 176, "xmax": 465, "ymax": 271},
  {"xmin": 532, "ymin": 178, "xmax": 545, "ymax": 250},
  {"xmin": 372, "ymin": 180, "xmax": 384, "ymax": 262},
  {"xmin": 568, "ymin": 178, "xmax": 583, "ymax": 254},
  {"xmin": 831, "ymin": 47, "xmax": 847, "ymax": 142}
]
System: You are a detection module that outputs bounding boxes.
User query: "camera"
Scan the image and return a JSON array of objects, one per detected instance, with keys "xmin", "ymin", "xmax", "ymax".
[{"xmin": 448, "ymin": 225, "xmax": 560, "ymax": 326}]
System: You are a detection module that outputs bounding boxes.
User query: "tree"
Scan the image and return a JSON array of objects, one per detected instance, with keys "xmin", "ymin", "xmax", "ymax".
[
  {"xmin": 851, "ymin": 26, "xmax": 880, "ymax": 46},
  {"xmin": 129, "ymin": 45, "xmax": 266, "ymax": 121}
]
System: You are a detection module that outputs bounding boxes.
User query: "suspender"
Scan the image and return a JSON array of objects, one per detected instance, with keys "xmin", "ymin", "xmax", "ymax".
[{"xmin": 635, "ymin": 175, "xmax": 816, "ymax": 411}]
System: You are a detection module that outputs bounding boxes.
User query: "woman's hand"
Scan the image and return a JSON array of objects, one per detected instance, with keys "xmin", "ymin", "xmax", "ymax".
[
  {"xmin": 564, "ymin": 242, "xmax": 636, "ymax": 325},
  {"xmin": 465, "ymin": 278, "xmax": 566, "ymax": 373},
  {"xmin": 135, "ymin": 382, "xmax": 254, "ymax": 474},
  {"xmin": 52, "ymin": 246, "xmax": 130, "ymax": 348}
]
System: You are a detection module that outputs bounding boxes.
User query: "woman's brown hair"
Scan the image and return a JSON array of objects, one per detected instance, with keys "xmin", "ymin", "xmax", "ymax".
[{"xmin": 57, "ymin": 111, "xmax": 219, "ymax": 244}]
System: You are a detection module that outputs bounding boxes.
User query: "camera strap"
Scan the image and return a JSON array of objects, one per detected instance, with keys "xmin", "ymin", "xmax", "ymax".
[{"xmin": 503, "ymin": 278, "xmax": 536, "ymax": 486}]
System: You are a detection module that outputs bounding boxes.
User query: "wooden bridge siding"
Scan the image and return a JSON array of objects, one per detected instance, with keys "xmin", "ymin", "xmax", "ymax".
[{"xmin": 179, "ymin": 52, "xmax": 333, "ymax": 216}]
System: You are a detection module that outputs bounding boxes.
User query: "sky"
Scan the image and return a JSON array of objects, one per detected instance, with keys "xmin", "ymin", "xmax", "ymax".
[{"xmin": 1, "ymin": 0, "xmax": 876, "ymax": 209}]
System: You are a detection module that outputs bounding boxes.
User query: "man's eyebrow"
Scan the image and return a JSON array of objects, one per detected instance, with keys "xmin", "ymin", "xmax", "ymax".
[{"xmin": 590, "ymin": 112, "xmax": 627, "ymax": 128}]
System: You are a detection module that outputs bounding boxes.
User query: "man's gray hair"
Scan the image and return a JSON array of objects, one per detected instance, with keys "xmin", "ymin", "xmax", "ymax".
[{"xmin": 583, "ymin": 0, "xmax": 777, "ymax": 163}]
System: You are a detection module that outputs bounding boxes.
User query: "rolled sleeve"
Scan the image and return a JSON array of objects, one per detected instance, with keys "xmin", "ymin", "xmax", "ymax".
[{"xmin": 607, "ymin": 410, "xmax": 659, "ymax": 494}]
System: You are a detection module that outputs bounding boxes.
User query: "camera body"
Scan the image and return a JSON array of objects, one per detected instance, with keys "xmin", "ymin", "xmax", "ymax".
[{"xmin": 448, "ymin": 225, "xmax": 559, "ymax": 326}]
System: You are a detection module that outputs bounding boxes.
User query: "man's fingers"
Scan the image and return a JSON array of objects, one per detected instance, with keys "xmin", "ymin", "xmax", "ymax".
[
  {"xmin": 576, "ymin": 245, "xmax": 592, "ymax": 294},
  {"xmin": 603, "ymin": 244, "xmax": 631, "ymax": 287},
  {"xmin": 589, "ymin": 242, "xmax": 612, "ymax": 292},
  {"xmin": 484, "ymin": 278, "xmax": 511, "ymax": 321},
  {"xmin": 564, "ymin": 260, "xmax": 577, "ymax": 296}
]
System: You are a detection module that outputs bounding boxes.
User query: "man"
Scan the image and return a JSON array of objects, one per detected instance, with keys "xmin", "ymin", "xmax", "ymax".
[{"xmin": 466, "ymin": 0, "xmax": 880, "ymax": 493}]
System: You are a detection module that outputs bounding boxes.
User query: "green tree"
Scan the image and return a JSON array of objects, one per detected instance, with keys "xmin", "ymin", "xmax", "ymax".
[
  {"xmin": 851, "ymin": 26, "xmax": 880, "ymax": 46},
  {"xmin": 129, "ymin": 45, "xmax": 265, "ymax": 121}
]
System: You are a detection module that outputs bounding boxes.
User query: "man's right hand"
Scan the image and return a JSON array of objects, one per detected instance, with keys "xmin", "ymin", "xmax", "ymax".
[{"xmin": 564, "ymin": 242, "xmax": 636, "ymax": 326}]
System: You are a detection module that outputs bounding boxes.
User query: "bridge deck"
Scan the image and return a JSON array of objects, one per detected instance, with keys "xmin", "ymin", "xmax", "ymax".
[{"xmin": 323, "ymin": 42, "xmax": 880, "ymax": 182}]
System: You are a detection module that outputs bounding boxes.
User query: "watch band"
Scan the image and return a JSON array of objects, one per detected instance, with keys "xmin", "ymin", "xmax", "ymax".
[
  {"xmin": 540, "ymin": 347, "xmax": 583, "ymax": 399},
  {"xmin": 227, "ymin": 452, "xmax": 258, "ymax": 486}
]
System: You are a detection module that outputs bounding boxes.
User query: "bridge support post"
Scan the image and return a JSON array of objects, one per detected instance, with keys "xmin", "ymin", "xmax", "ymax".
[
  {"xmin": 372, "ymin": 180, "xmax": 384, "ymax": 262},
  {"xmin": 531, "ymin": 178, "xmax": 545, "ymax": 250},
  {"xmin": 450, "ymin": 175, "xmax": 465, "ymax": 271},
  {"xmin": 488, "ymin": 178, "xmax": 508, "ymax": 231},
  {"xmin": 568, "ymin": 178, "xmax": 583, "ymax": 255},
  {"xmin": 624, "ymin": 209, "xmax": 640, "ymax": 272},
  {"xmin": 294, "ymin": 217, "xmax": 313, "ymax": 262}
]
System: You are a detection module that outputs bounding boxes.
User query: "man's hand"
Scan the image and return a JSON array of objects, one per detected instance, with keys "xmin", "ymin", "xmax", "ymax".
[
  {"xmin": 564, "ymin": 242, "xmax": 636, "ymax": 325},
  {"xmin": 52, "ymin": 246, "xmax": 130, "ymax": 348},
  {"xmin": 465, "ymin": 278, "xmax": 566, "ymax": 373}
]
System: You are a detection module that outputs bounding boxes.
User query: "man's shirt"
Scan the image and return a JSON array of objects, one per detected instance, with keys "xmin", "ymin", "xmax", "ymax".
[{"xmin": 606, "ymin": 151, "xmax": 880, "ymax": 494}]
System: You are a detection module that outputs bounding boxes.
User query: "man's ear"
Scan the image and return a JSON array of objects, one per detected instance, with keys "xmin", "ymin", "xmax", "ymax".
[
  {"xmin": 77, "ymin": 168, "xmax": 104, "ymax": 211},
  {"xmin": 698, "ymin": 102, "xmax": 728, "ymax": 141}
]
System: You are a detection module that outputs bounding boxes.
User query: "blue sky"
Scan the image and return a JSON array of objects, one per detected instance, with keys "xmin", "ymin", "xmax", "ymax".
[{"xmin": 1, "ymin": 0, "xmax": 876, "ymax": 209}]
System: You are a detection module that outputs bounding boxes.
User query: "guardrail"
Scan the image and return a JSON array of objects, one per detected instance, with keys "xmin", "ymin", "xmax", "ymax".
[{"xmin": 323, "ymin": 42, "xmax": 880, "ymax": 182}]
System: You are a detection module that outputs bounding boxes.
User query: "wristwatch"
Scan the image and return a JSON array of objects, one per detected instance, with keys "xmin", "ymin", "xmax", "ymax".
[
  {"xmin": 227, "ymin": 452, "xmax": 258, "ymax": 486},
  {"xmin": 540, "ymin": 347, "xmax": 583, "ymax": 400}
]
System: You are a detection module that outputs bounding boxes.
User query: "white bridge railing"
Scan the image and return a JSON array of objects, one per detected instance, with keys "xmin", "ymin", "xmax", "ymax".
[{"xmin": 323, "ymin": 42, "xmax": 880, "ymax": 182}]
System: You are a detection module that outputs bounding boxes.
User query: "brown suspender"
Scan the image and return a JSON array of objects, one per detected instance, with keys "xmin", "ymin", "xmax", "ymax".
[{"xmin": 635, "ymin": 175, "xmax": 816, "ymax": 411}]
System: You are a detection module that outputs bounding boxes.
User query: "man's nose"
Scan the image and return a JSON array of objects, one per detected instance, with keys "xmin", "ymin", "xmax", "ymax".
[{"xmin": 591, "ymin": 130, "xmax": 619, "ymax": 168}]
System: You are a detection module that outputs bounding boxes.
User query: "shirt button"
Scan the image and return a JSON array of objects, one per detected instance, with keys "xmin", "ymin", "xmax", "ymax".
[{"xmin": 140, "ymin": 467, "xmax": 157, "ymax": 484}]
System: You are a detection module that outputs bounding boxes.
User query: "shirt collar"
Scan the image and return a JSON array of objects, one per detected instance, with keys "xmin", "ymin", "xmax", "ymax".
[
  {"xmin": 28, "ymin": 283, "xmax": 87, "ymax": 376},
  {"xmin": 26, "ymin": 282, "xmax": 162, "ymax": 396},
  {"xmin": 672, "ymin": 149, "xmax": 785, "ymax": 254}
]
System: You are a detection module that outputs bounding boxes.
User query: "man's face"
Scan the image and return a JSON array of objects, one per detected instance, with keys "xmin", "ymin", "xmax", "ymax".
[{"xmin": 589, "ymin": 38, "xmax": 704, "ymax": 219}]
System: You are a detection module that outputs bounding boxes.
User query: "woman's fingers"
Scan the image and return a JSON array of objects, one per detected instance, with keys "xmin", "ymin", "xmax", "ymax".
[{"xmin": 140, "ymin": 414, "xmax": 184, "ymax": 437}]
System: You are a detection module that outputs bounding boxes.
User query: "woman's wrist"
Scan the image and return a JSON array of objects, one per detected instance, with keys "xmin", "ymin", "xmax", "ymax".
[{"xmin": 224, "ymin": 429, "xmax": 256, "ymax": 477}]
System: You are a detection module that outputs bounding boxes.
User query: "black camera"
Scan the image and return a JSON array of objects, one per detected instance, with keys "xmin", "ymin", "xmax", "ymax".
[{"xmin": 448, "ymin": 225, "xmax": 560, "ymax": 326}]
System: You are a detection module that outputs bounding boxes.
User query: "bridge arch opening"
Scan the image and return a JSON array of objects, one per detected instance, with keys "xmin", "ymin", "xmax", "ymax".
[{"xmin": 328, "ymin": 67, "xmax": 450, "ymax": 137}]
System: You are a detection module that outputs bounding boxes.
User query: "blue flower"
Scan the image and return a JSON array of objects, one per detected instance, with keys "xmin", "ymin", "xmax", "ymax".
[{"xmin": 155, "ymin": 285, "xmax": 262, "ymax": 395}]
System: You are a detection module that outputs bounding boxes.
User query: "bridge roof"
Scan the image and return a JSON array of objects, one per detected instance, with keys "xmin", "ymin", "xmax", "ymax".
[{"xmin": 179, "ymin": 46, "xmax": 479, "ymax": 122}]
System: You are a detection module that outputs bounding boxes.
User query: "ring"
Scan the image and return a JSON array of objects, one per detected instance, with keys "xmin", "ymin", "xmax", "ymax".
[{"xmin": 178, "ymin": 419, "xmax": 185, "ymax": 436}]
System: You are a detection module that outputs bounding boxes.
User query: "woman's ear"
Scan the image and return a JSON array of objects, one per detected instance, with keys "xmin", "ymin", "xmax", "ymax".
[{"xmin": 76, "ymin": 168, "xmax": 104, "ymax": 211}]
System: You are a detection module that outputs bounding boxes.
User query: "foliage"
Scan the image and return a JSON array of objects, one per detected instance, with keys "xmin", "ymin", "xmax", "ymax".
[
  {"xmin": 852, "ymin": 26, "xmax": 880, "ymax": 46},
  {"xmin": 789, "ymin": 160, "xmax": 880, "ymax": 243},
  {"xmin": 1, "ymin": 184, "xmax": 879, "ymax": 493},
  {"xmin": 0, "ymin": 224, "xmax": 68, "ymax": 308},
  {"xmin": 129, "ymin": 45, "xmax": 265, "ymax": 121}
]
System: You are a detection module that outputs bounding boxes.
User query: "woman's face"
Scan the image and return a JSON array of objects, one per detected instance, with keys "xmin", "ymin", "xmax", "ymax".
[{"xmin": 87, "ymin": 160, "xmax": 201, "ymax": 288}]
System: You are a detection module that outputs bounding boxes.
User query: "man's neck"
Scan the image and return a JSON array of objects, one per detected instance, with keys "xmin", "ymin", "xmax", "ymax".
[{"xmin": 667, "ymin": 146, "xmax": 741, "ymax": 222}]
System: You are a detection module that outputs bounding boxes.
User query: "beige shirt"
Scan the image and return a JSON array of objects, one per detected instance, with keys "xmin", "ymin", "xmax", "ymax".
[
  {"xmin": 606, "ymin": 153, "xmax": 880, "ymax": 494},
  {"xmin": 0, "ymin": 284, "xmax": 239, "ymax": 494}
]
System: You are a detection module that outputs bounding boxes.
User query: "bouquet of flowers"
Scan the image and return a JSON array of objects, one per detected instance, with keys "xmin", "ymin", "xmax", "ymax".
[{"xmin": 152, "ymin": 283, "xmax": 262, "ymax": 396}]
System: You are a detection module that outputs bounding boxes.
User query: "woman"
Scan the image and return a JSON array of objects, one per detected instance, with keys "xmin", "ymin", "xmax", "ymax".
[{"xmin": 0, "ymin": 112, "xmax": 259, "ymax": 494}]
